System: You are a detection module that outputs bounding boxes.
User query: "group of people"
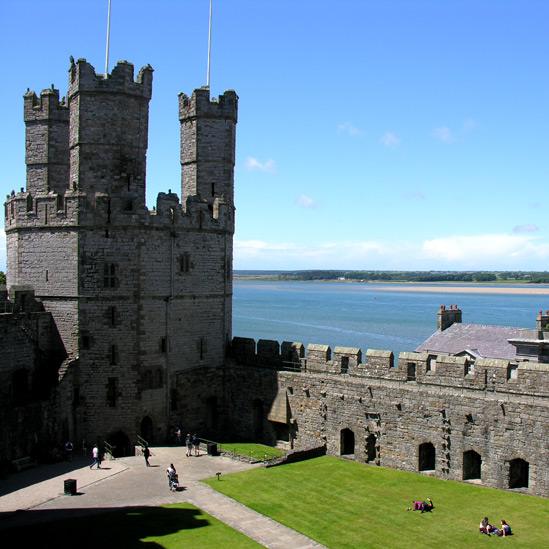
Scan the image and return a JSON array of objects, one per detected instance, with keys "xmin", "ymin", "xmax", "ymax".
[
  {"xmin": 185, "ymin": 433, "xmax": 200, "ymax": 457},
  {"xmin": 408, "ymin": 498, "xmax": 434, "ymax": 513},
  {"xmin": 479, "ymin": 518, "xmax": 512, "ymax": 537}
]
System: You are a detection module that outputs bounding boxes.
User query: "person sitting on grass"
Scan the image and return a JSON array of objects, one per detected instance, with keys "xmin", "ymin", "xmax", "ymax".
[
  {"xmin": 409, "ymin": 498, "xmax": 434, "ymax": 512},
  {"xmin": 500, "ymin": 519, "xmax": 512, "ymax": 537},
  {"xmin": 479, "ymin": 517, "xmax": 494, "ymax": 535}
]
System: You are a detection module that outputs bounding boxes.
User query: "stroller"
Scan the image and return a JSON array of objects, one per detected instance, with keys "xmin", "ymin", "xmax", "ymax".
[{"xmin": 168, "ymin": 471, "xmax": 179, "ymax": 492}]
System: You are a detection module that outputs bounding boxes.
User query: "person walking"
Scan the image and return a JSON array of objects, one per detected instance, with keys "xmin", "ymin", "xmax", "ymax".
[
  {"xmin": 143, "ymin": 445, "xmax": 151, "ymax": 467},
  {"xmin": 90, "ymin": 445, "xmax": 101, "ymax": 469},
  {"xmin": 192, "ymin": 433, "xmax": 200, "ymax": 456}
]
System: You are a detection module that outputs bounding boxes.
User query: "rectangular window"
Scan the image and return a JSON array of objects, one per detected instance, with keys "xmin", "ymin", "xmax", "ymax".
[
  {"xmin": 465, "ymin": 361, "xmax": 475, "ymax": 376},
  {"xmin": 107, "ymin": 377, "xmax": 118, "ymax": 407},
  {"xmin": 507, "ymin": 364, "xmax": 518, "ymax": 380},
  {"xmin": 179, "ymin": 253, "xmax": 191, "ymax": 273},
  {"xmin": 199, "ymin": 337, "xmax": 206, "ymax": 360},
  {"xmin": 103, "ymin": 263, "xmax": 118, "ymax": 288},
  {"xmin": 426, "ymin": 356, "xmax": 436, "ymax": 373},
  {"xmin": 160, "ymin": 337, "xmax": 167, "ymax": 353},
  {"xmin": 110, "ymin": 344, "xmax": 118, "ymax": 365},
  {"xmin": 340, "ymin": 356, "xmax": 349, "ymax": 374}
]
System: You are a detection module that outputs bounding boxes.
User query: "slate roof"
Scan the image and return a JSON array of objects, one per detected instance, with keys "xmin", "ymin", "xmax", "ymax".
[{"xmin": 416, "ymin": 323, "xmax": 535, "ymax": 360}]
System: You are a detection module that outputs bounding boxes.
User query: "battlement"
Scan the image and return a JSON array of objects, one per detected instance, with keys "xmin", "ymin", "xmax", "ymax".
[
  {"xmin": 230, "ymin": 337, "xmax": 549, "ymax": 397},
  {"xmin": 24, "ymin": 87, "xmax": 68, "ymax": 122},
  {"xmin": 178, "ymin": 88, "xmax": 238, "ymax": 122},
  {"xmin": 68, "ymin": 58, "xmax": 153, "ymax": 99}
]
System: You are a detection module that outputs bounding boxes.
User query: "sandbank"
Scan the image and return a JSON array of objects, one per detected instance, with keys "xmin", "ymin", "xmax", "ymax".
[{"xmin": 367, "ymin": 284, "xmax": 549, "ymax": 295}]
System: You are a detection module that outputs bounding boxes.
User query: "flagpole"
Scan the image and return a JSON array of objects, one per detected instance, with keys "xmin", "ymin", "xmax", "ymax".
[
  {"xmin": 206, "ymin": 0, "xmax": 213, "ymax": 89},
  {"xmin": 104, "ymin": 0, "xmax": 112, "ymax": 78}
]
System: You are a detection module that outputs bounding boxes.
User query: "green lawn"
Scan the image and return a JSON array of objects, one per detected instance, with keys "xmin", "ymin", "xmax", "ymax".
[
  {"xmin": 219, "ymin": 442, "xmax": 285, "ymax": 461},
  {"xmin": 205, "ymin": 456, "xmax": 549, "ymax": 548},
  {"xmin": 3, "ymin": 503, "xmax": 261, "ymax": 548}
]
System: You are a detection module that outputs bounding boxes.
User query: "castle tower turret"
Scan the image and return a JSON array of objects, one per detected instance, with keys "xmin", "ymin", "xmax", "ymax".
[
  {"xmin": 67, "ymin": 58, "xmax": 153, "ymax": 210},
  {"xmin": 178, "ymin": 88, "xmax": 238, "ymax": 210},
  {"xmin": 24, "ymin": 87, "xmax": 69, "ymax": 195}
]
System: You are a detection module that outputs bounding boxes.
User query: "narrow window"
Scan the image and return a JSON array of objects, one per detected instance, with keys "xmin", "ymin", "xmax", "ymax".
[
  {"xmin": 179, "ymin": 253, "xmax": 191, "ymax": 273},
  {"xmin": 340, "ymin": 356, "xmax": 349, "ymax": 374},
  {"xmin": 81, "ymin": 334, "xmax": 91, "ymax": 350},
  {"xmin": 110, "ymin": 344, "xmax": 118, "ymax": 365},
  {"xmin": 507, "ymin": 364, "xmax": 518, "ymax": 380},
  {"xmin": 426, "ymin": 355, "xmax": 436, "ymax": 373},
  {"xmin": 465, "ymin": 361, "xmax": 475, "ymax": 376},
  {"xmin": 45, "ymin": 269, "xmax": 49, "ymax": 282},
  {"xmin": 124, "ymin": 199, "xmax": 133, "ymax": 212},
  {"xmin": 56, "ymin": 194, "xmax": 64, "ymax": 211},
  {"xmin": 108, "ymin": 306, "xmax": 117, "ymax": 327},
  {"xmin": 107, "ymin": 197, "xmax": 111, "ymax": 224},
  {"xmin": 211, "ymin": 182, "xmax": 215, "ymax": 196},
  {"xmin": 103, "ymin": 263, "xmax": 118, "ymax": 288},
  {"xmin": 107, "ymin": 377, "xmax": 118, "ymax": 407},
  {"xmin": 226, "ymin": 258, "xmax": 232, "ymax": 281},
  {"xmin": 199, "ymin": 337, "xmax": 206, "ymax": 360},
  {"xmin": 160, "ymin": 337, "xmax": 167, "ymax": 353},
  {"xmin": 26, "ymin": 194, "xmax": 33, "ymax": 212}
]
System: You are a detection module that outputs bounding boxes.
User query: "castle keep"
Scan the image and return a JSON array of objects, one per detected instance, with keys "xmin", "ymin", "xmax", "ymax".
[
  {"xmin": 2, "ymin": 58, "xmax": 548, "ymax": 497},
  {"xmin": 4, "ymin": 58, "xmax": 237, "ymax": 451}
]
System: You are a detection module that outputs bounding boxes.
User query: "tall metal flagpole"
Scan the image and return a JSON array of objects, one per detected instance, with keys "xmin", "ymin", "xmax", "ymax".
[
  {"xmin": 104, "ymin": 0, "xmax": 112, "ymax": 78},
  {"xmin": 206, "ymin": 0, "xmax": 213, "ymax": 89}
]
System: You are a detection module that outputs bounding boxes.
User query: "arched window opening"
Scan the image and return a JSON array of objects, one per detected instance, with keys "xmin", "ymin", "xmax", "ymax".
[{"xmin": 418, "ymin": 442, "xmax": 436, "ymax": 471}]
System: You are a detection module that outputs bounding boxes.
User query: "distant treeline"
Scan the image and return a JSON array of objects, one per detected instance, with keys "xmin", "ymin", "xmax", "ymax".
[{"xmin": 235, "ymin": 270, "xmax": 549, "ymax": 283}]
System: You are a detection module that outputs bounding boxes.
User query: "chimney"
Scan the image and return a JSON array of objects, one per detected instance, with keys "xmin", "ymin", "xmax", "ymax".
[{"xmin": 437, "ymin": 304, "xmax": 462, "ymax": 332}]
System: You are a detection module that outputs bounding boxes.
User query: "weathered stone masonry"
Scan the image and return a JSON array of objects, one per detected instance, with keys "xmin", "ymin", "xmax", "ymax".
[
  {"xmin": 4, "ymin": 58, "xmax": 237, "ymax": 451},
  {"xmin": 223, "ymin": 338, "xmax": 549, "ymax": 496}
]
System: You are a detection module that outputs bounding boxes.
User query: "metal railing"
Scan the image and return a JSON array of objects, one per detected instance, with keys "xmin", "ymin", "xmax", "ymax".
[
  {"xmin": 136, "ymin": 434, "xmax": 148, "ymax": 449},
  {"xmin": 103, "ymin": 440, "xmax": 115, "ymax": 460}
]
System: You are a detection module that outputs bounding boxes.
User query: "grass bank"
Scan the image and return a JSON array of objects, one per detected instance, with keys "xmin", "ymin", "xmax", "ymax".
[{"xmin": 205, "ymin": 456, "xmax": 549, "ymax": 548}]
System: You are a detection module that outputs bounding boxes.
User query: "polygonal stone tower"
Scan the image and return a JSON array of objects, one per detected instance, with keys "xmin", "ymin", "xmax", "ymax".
[{"xmin": 4, "ymin": 58, "xmax": 237, "ymax": 450}]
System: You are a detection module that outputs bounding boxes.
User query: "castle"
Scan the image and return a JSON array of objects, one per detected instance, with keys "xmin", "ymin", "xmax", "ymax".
[{"xmin": 2, "ymin": 59, "xmax": 548, "ymax": 497}]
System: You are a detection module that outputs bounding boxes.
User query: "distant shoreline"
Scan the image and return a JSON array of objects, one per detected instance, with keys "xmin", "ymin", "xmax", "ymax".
[
  {"xmin": 365, "ymin": 284, "xmax": 549, "ymax": 295},
  {"xmin": 234, "ymin": 277, "xmax": 549, "ymax": 295}
]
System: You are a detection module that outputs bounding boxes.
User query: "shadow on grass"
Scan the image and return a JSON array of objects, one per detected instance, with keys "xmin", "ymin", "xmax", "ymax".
[{"xmin": 0, "ymin": 504, "xmax": 210, "ymax": 548}]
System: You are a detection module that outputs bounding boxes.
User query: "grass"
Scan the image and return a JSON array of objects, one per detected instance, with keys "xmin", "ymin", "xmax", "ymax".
[
  {"xmin": 205, "ymin": 456, "xmax": 549, "ymax": 548},
  {"xmin": 3, "ymin": 503, "xmax": 261, "ymax": 548},
  {"xmin": 219, "ymin": 442, "xmax": 285, "ymax": 461}
]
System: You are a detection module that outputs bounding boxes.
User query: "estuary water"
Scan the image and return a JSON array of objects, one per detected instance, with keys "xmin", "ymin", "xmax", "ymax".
[{"xmin": 232, "ymin": 280, "xmax": 549, "ymax": 356}]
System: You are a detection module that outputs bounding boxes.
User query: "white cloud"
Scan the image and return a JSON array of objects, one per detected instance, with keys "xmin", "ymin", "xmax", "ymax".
[
  {"xmin": 235, "ymin": 233, "xmax": 549, "ymax": 270},
  {"xmin": 245, "ymin": 157, "xmax": 276, "ymax": 173},
  {"xmin": 380, "ymin": 131, "xmax": 400, "ymax": 147},
  {"xmin": 421, "ymin": 233, "xmax": 549, "ymax": 264},
  {"xmin": 295, "ymin": 194, "xmax": 317, "ymax": 209},
  {"xmin": 513, "ymin": 224, "xmax": 539, "ymax": 234},
  {"xmin": 432, "ymin": 126, "xmax": 454, "ymax": 143},
  {"xmin": 337, "ymin": 122, "xmax": 362, "ymax": 137}
]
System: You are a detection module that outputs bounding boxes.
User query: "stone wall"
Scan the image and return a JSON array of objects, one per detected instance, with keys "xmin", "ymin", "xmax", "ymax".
[{"xmin": 224, "ymin": 338, "xmax": 549, "ymax": 497}]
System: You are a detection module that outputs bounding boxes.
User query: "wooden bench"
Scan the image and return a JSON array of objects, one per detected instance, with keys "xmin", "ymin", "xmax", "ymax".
[{"xmin": 12, "ymin": 456, "xmax": 37, "ymax": 472}]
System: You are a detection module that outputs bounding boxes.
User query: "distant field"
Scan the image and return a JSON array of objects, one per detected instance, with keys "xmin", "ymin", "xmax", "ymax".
[{"xmin": 205, "ymin": 456, "xmax": 549, "ymax": 548}]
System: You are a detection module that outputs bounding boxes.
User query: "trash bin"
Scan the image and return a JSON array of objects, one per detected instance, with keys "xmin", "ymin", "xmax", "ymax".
[
  {"xmin": 207, "ymin": 442, "xmax": 218, "ymax": 456},
  {"xmin": 64, "ymin": 478, "xmax": 77, "ymax": 496}
]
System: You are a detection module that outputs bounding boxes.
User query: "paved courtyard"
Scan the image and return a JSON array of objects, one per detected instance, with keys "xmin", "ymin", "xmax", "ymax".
[{"xmin": 0, "ymin": 446, "xmax": 324, "ymax": 548}]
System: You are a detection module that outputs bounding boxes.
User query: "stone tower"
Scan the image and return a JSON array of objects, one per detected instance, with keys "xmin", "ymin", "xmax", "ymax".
[{"xmin": 4, "ymin": 58, "xmax": 237, "ymax": 449}]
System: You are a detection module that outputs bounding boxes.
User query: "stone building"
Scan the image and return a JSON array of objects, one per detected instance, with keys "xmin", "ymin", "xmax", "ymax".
[
  {"xmin": 4, "ymin": 58, "xmax": 237, "ymax": 455},
  {"xmin": 2, "ymin": 57, "xmax": 548, "ymax": 496}
]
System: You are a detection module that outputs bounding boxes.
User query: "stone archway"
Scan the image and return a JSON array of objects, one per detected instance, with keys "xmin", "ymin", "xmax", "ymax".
[
  {"xmin": 463, "ymin": 450, "xmax": 482, "ymax": 480},
  {"xmin": 340, "ymin": 428, "xmax": 355, "ymax": 456},
  {"xmin": 418, "ymin": 442, "xmax": 436, "ymax": 471},
  {"xmin": 509, "ymin": 458, "xmax": 529, "ymax": 489},
  {"xmin": 140, "ymin": 416, "xmax": 154, "ymax": 445}
]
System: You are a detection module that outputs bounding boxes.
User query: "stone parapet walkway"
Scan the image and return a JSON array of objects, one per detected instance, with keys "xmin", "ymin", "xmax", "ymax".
[{"xmin": 0, "ymin": 447, "xmax": 325, "ymax": 548}]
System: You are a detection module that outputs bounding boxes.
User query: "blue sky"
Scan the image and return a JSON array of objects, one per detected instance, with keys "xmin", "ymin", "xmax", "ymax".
[{"xmin": 1, "ymin": 0, "xmax": 548, "ymax": 271}]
